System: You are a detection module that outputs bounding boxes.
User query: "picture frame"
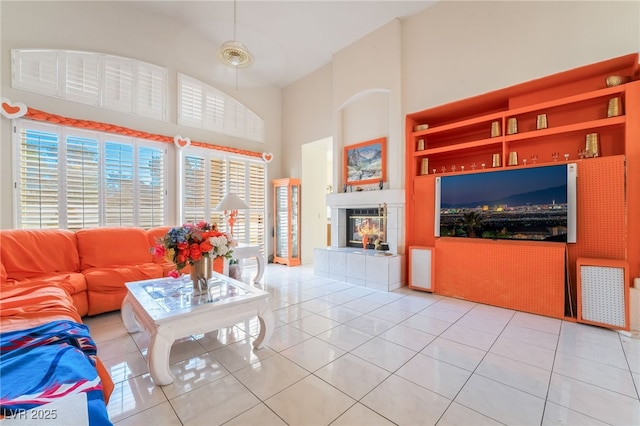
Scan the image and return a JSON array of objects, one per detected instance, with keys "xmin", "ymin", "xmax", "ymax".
[{"xmin": 343, "ymin": 137, "xmax": 387, "ymax": 186}]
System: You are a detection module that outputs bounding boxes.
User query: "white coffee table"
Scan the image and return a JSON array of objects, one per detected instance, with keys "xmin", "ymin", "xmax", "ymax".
[{"xmin": 121, "ymin": 273, "xmax": 273, "ymax": 385}]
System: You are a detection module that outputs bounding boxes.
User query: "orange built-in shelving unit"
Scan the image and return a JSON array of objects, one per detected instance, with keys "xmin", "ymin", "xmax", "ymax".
[{"xmin": 405, "ymin": 53, "xmax": 640, "ymax": 325}]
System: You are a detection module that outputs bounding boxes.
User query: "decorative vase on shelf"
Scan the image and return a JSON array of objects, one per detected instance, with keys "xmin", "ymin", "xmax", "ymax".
[
  {"xmin": 190, "ymin": 257, "xmax": 213, "ymax": 294},
  {"xmin": 362, "ymin": 234, "xmax": 369, "ymax": 249}
]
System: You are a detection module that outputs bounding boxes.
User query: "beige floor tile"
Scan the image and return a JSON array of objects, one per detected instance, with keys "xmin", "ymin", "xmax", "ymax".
[
  {"xmin": 361, "ymin": 375, "xmax": 451, "ymax": 425},
  {"xmin": 265, "ymin": 375, "xmax": 355, "ymax": 425},
  {"xmin": 315, "ymin": 353, "xmax": 391, "ymax": 400},
  {"xmin": 233, "ymin": 353, "xmax": 309, "ymax": 400},
  {"xmin": 170, "ymin": 375, "xmax": 260, "ymax": 425}
]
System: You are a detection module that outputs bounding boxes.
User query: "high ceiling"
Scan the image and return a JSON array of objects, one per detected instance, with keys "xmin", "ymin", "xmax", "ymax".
[{"xmin": 128, "ymin": 1, "xmax": 437, "ymax": 88}]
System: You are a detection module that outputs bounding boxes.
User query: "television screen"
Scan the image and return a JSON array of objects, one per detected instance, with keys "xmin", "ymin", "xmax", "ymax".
[{"xmin": 435, "ymin": 163, "xmax": 577, "ymax": 243}]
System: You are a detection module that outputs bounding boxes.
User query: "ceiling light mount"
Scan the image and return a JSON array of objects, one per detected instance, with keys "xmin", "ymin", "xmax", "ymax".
[
  {"xmin": 218, "ymin": 40, "xmax": 253, "ymax": 68},
  {"xmin": 217, "ymin": 0, "xmax": 253, "ymax": 69}
]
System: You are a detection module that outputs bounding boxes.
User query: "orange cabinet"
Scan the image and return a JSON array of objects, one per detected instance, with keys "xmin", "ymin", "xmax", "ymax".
[
  {"xmin": 405, "ymin": 53, "xmax": 640, "ymax": 319},
  {"xmin": 273, "ymin": 178, "xmax": 301, "ymax": 266}
]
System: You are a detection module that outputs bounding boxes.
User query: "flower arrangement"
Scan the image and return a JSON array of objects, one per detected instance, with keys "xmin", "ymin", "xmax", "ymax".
[{"xmin": 152, "ymin": 221, "xmax": 236, "ymax": 276}]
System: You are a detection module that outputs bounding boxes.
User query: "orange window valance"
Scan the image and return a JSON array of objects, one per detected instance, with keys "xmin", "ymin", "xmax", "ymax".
[{"xmin": 24, "ymin": 107, "xmax": 262, "ymax": 159}]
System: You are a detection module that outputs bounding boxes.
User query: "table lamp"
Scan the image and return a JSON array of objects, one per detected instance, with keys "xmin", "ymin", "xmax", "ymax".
[{"xmin": 215, "ymin": 192, "xmax": 249, "ymax": 236}]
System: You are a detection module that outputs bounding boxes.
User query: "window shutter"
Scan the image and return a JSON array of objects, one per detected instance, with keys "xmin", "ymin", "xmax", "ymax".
[
  {"xmin": 177, "ymin": 74, "xmax": 203, "ymax": 126},
  {"xmin": 17, "ymin": 126, "xmax": 60, "ymax": 228},
  {"xmin": 226, "ymin": 160, "xmax": 247, "ymax": 239},
  {"xmin": 138, "ymin": 144, "xmax": 166, "ymax": 229},
  {"xmin": 136, "ymin": 62, "xmax": 167, "ymax": 120},
  {"xmin": 103, "ymin": 56, "xmax": 134, "ymax": 113},
  {"xmin": 104, "ymin": 139, "xmax": 135, "ymax": 226},
  {"xmin": 63, "ymin": 51, "xmax": 100, "ymax": 105},
  {"xmin": 12, "ymin": 49, "xmax": 59, "ymax": 96},
  {"xmin": 248, "ymin": 163, "xmax": 266, "ymax": 251},
  {"xmin": 66, "ymin": 133, "xmax": 100, "ymax": 230},
  {"xmin": 183, "ymin": 154, "xmax": 207, "ymax": 223},
  {"xmin": 203, "ymin": 87, "xmax": 225, "ymax": 132},
  {"xmin": 245, "ymin": 109, "xmax": 265, "ymax": 142},
  {"xmin": 176, "ymin": 73, "xmax": 264, "ymax": 142},
  {"xmin": 224, "ymin": 98, "xmax": 245, "ymax": 137},
  {"xmin": 209, "ymin": 157, "xmax": 227, "ymax": 228}
]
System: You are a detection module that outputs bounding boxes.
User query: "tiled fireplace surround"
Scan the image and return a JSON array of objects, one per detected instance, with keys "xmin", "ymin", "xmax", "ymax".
[{"xmin": 314, "ymin": 189, "xmax": 406, "ymax": 291}]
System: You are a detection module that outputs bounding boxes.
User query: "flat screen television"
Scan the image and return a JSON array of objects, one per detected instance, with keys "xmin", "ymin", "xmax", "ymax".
[{"xmin": 435, "ymin": 163, "xmax": 577, "ymax": 243}]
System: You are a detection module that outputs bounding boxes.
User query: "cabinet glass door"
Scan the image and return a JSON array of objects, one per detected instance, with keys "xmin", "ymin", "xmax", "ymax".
[
  {"xmin": 291, "ymin": 185, "xmax": 299, "ymax": 259},
  {"xmin": 275, "ymin": 185, "xmax": 288, "ymax": 258}
]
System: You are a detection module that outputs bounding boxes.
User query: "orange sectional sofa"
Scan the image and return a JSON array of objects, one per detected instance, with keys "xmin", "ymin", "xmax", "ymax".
[
  {"xmin": 1, "ymin": 226, "xmax": 173, "ymax": 316},
  {"xmin": 0, "ymin": 226, "xmax": 176, "ymax": 423}
]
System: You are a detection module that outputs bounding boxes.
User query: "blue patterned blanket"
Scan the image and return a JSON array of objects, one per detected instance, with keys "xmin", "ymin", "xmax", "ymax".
[{"xmin": 0, "ymin": 320, "xmax": 112, "ymax": 425}]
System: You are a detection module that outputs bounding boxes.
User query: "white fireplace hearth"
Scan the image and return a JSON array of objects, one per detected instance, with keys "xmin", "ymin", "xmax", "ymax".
[{"xmin": 314, "ymin": 189, "xmax": 406, "ymax": 291}]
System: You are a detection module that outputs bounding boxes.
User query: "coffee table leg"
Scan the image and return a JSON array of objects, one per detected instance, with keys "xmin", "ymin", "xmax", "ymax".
[
  {"xmin": 254, "ymin": 253, "xmax": 265, "ymax": 283},
  {"xmin": 121, "ymin": 294, "xmax": 141, "ymax": 333},
  {"xmin": 148, "ymin": 332, "xmax": 174, "ymax": 386},
  {"xmin": 253, "ymin": 305, "xmax": 274, "ymax": 349}
]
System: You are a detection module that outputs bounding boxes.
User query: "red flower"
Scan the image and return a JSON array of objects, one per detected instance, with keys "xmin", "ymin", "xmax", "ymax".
[
  {"xmin": 168, "ymin": 270, "xmax": 180, "ymax": 278},
  {"xmin": 189, "ymin": 243, "xmax": 202, "ymax": 261},
  {"xmin": 200, "ymin": 240, "xmax": 213, "ymax": 253}
]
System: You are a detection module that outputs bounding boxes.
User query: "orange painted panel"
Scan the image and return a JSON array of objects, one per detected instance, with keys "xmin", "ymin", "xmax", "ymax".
[
  {"xmin": 566, "ymin": 156, "xmax": 626, "ymax": 305},
  {"xmin": 435, "ymin": 238, "xmax": 565, "ymax": 319},
  {"xmin": 625, "ymin": 81, "xmax": 640, "ymax": 282},
  {"xmin": 411, "ymin": 177, "xmax": 435, "ymax": 247}
]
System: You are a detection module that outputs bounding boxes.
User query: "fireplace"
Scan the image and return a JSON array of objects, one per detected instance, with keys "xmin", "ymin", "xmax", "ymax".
[
  {"xmin": 317, "ymin": 189, "xmax": 406, "ymax": 291},
  {"xmin": 346, "ymin": 208, "xmax": 384, "ymax": 248}
]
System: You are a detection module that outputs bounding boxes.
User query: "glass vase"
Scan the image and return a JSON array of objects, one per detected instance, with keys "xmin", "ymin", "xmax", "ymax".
[{"xmin": 190, "ymin": 257, "xmax": 213, "ymax": 294}]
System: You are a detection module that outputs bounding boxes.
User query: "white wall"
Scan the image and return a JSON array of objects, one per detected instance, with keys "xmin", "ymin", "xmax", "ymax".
[
  {"xmin": 333, "ymin": 19, "xmax": 403, "ymax": 191},
  {"xmin": 0, "ymin": 0, "xmax": 283, "ymax": 258},
  {"xmin": 301, "ymin": 137, "xmax": 332, "ymax": 264},
  {"xmin": 402, "ymin": 0, "xmax": 640, "ymax": 113}
]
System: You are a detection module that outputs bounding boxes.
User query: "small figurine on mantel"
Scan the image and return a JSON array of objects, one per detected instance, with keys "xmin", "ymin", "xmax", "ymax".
[
  {"xmin": 379, "ymin": 179, "xmax": 384, "ymax": 190},
  {"xmin": 343, "ymin": 183, "xmax": 347, "ymax": 193}
]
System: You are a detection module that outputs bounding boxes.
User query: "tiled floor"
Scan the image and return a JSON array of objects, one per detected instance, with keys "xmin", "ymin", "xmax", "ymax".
[{"xmin": 86, "ymin": 264, "xmax": 640, "ymax": 425}]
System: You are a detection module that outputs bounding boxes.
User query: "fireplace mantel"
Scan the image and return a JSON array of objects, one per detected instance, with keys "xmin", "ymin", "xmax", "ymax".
[
  {"xmin": 326, "ymin": 189, "xmax": 405, "ymax": 209},
  {"xmin": 319, "ymin": 188, "xmax": 407, "ymax": 291}
]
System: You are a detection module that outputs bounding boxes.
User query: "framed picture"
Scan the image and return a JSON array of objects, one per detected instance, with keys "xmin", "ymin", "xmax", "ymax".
[{"xmin": 343, "ymin": 137, "xmax": 387, "ymax": 186}]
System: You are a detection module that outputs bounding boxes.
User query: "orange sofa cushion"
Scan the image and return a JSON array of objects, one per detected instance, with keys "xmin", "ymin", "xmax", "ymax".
[
  {"xmin": 1, "ymin": 262, "xmax": 7, "ymax": 284},
  {"xmin": 0, "ymin": 229, "xmax": 80, "ymax": 280},
  {"xmin": 76, "ymin": 227, "xmax": 153, "ymax": 270},
  {"xmin": 84, "ymin": 264, "xmax": 162, "ymax": 315},
  {"xmin": 0, "ymin": 281, "xmax": 82, "ymax": 333}
]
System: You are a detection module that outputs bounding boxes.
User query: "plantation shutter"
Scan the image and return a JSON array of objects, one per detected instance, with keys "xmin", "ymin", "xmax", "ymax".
[
  {"xmin": 209, "ymin": 157, "xmax": 227, "ymax": 228},
  {"xmin": 17, "ymin": 125, "xmax": 60, "ymax": 229},
  {"xmin": 138, "ymin": 144, "xmax": 166, "ymax": 228},
  {"xmin": 136, "ymin": 62, "xmax": 166, "ymax": 120},
  {"xmin": 227, "ymin": 160, "xmax": 247, "ymax": 239},
  {"xmin": 245, "ymin": 109, "xmax": 264, "ymax": 142},
  {"xmin": 203, "ymin": 87, "xmax": 225, "ymax": 133},
  {"xmin": 103, "ymin": 56, "xmax": 134, "ymax": 113},
  {"xmin": 183, "ymin": 154, "xmax": 207, "ymax": 223},
  {"xmin": 12, "ymin": 49, "xmax": 59, "ymax": 96},
  {"xmin": 63, "ymin": 51, "xmax": 100, "ymax": 106},
  {"xmin": 224, "ymin": 98, "xmax": 245, "ymax": 137},
  {"xmin": 248, "ymin": 163, "xmax": 266, "ymax": 253},
  {"xmin": 66, "ymin": 133, "xmax": 100, "ymax": 230},
  {"xmin": 104, "ymin": 138, "xmax": 135, "ymax": 226},
  {"xmin": 177, "ymin": 74, "xmax": 203, "ymax": 127}
]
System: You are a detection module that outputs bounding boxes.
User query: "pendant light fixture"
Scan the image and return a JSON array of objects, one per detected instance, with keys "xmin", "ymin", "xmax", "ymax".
[{"xmin": 217, "ymin": 0, "xmax": 253, "ymax": 69}]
